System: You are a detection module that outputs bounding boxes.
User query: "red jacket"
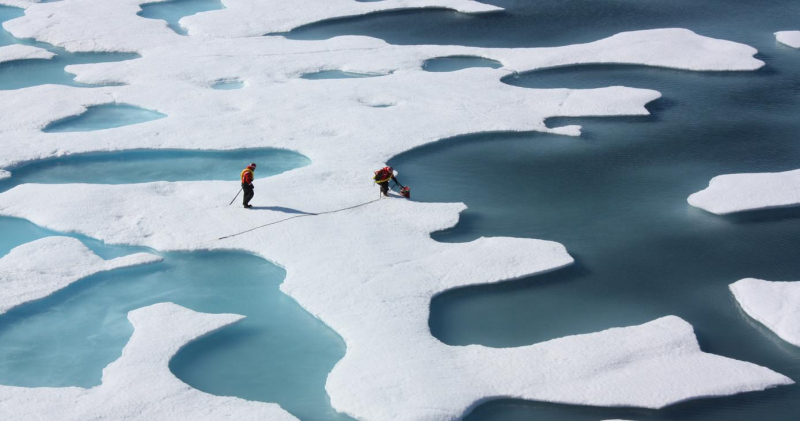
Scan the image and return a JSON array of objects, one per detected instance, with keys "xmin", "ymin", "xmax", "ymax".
[{"xmin": 241, "ymin": 167, "xmax": 255, "ymax": 185}]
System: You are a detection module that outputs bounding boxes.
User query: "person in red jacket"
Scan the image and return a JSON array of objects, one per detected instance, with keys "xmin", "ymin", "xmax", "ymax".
[
  {"xmin": 240, "ymin": 163, "xmax": 257, "ymax": 208},
  {"xmin": 373, "ymin": 166, "xmax": 407, "ymax": 198}
]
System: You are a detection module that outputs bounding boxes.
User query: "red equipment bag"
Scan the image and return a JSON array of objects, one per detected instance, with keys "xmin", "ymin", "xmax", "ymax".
[{"xmin": 400, "ymin": 186, "xmax": 411, "ymax": 199}]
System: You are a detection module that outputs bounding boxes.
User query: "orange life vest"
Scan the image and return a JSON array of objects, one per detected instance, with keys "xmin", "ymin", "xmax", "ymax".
[
  {"xmin": 373, "ymin": 167, "xmax": 393, "ymax": 184},
  {"xmin": 241, "ymin": 168, "xmax": 254, "ymax": 184}
]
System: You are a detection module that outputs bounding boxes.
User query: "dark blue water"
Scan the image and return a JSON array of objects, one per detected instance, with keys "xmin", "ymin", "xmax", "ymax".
[
  {"xmin": 138, "ymin": 0, "xmax": 225, "ymax": 36},
  {"xmin": 0, "ymin": 6, "xmax": 138, "ymax": 90}
]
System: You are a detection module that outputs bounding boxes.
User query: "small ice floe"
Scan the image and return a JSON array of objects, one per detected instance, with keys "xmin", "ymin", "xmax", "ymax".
[
  {"xmin": 0, "ymin": 236, "xmax": 161, "ymax": 315},
  {"xmin": 776, "ymin": 31, "xmax": 800, "ymax": 48},
  {"xmin": 0, "ymin": 45, "xmax": 54, "ymax": 65},
  {"xmin": 688, "ymin": 169, "xmax": 800, "ymax": 214},
  {"xmin": 731, "ymin": 278, "xmax": 800, "ymax": 347}
]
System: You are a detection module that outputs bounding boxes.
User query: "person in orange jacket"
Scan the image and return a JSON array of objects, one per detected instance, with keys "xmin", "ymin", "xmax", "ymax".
[{"xmin": 241, "ymin": 163, "xmax": 257, "ymax": 208}]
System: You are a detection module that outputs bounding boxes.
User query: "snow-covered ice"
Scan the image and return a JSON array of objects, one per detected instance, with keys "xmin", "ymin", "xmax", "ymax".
[
  {"xmin": 0, "ymin": 29, "xmax": 763, "ymax": 170},
  {"xmin": 0, "ymin": 236, "xmax": 161, "ymax": 315},
  {"xmin": 0, "ymin": 0, "xmax": 791, "ymax": 418},
  {"xmin": 0, "ymin": 44, "xmax": 53, "ymax": 65},
  {"xmin": 731, "ymin": 278, "xmax": 800, "ymax": 347},
  {"xmin": 0, "ymin": 183, "xmax": 792, "ymax": 419},
  {"xmin": 0, "ymin": 170, "xmax": 9, "ymax": 180},
  {"xmin": 776, "ymin": 31, "xmax": 800, "ymax": 48},
  {"xmin": 1, "ymin": 0, "xmax": 500, "ymax": 51},
  {"xmin": 0, "ymin": 302, "xmax": 299, "ymax": 420},
  {"xmin": 688, "ymin": 169, "xmax": 800, "ymax": 214}
]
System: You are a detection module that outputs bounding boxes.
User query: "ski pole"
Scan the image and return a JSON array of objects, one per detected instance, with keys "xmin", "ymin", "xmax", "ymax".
[{"xmin": 229, "ymin": 188, "xmax": 242, "ymax": 205}]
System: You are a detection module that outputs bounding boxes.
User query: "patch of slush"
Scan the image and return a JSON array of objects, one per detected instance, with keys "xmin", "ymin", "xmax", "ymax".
[
  {"xmin": 688, "ymin": 169, "xmax": 800, "ymax": 214},
  {"xmin": 0, "ymin": 44, "xmax": 53, "ymax": 64},
  {"xmin": 0, "ymin": 237, "xmax": 160, "ymax": 315},
  {"xmin": 0, "ymin": 148, "xmax": 309, "ymax": 192},
  {"xmin": 300, "ymin": 69, "xmax": 386, "ymax": 79},
  {"xmin": 0, "ymin": 302, "xmax": 298, "ymax": 420},
  {"xmin": 138, "ymin": 0, "xmax": 225, "ymax": 36},
  {"xmin": 42, "ymin": 103, "xmax": 166, "ymax": 133},
  {"xmin": 776, "ymin": 31, "xmax": 800, "ymax": 48},
  {"xmin": 422, "ymin": 55, "xmax": 502, "ymax": 72},
  {"xmin": 210, "ymin": 79, "xmax": 245, "ymax": 89},
  {"xmin": 730, "ymin": 278, "xmax": 800, "ymax": 347}
]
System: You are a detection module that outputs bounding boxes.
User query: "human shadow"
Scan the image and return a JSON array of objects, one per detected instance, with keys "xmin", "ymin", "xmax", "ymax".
[{"xmin": 250, "ymin": 206, "xmax": 316, "ymax": 215}]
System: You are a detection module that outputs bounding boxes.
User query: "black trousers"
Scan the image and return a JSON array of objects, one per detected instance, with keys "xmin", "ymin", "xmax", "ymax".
[
  {"xmin": 378, "ymin": 181, "xmax": 389, "ymax": 196},
  {"xmin": 242, "ymin": 183, "xmax": 254, "ymax": 206}
]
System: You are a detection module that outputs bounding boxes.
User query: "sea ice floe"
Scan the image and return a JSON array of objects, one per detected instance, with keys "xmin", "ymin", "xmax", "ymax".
[
  {"xmin": 1, "ymin": 0, "xmax": 499, "ymax": 51},
  {"xmin": 0, "ymin": 29, "xmax": 762, "ymax": 170},
  {"xmin": 0, "ymin": 44, "xmax": 53, "ymax": 65},
  {"xmin": 0, "ymin": 183, "xmax": 792, "ymax": 419},
  {"xmin": 0, "ymin": 302, "xmax": 299, "ymax": 420},
  {"xmin": 0, "ymin": 236, "xmax": 161, "ymax": 315},
  {"xmin": 0, "ymin": 0, "xmax": 789, "ymax": 418},
  {"xmin": 730, "ymin": 278, "xmax": 800, "ymax": 347},
  {"xmin": 0, "ymin": 170, "xmax": 9, "ymax": 180},
  {"xmin": 776, "ymin": 31, "xmax": 800, "ymax": 48},
  {"xmin": 688, "ymin": 169, "xmax": 800, "ymax": 214}
]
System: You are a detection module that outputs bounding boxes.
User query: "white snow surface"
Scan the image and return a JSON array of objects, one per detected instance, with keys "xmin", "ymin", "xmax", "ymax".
[
  {"xmin": 1, "ymin": 0, "xmax": 500, "ymax": 50},
  {"xmin": 0, "ymin": 236, "xmax": 161, "ymax": 315},
  {"xmin": 0, "ymin": 302, "xmax": 299, "ymax": 420},
  {"xmin": 0, "ymin": 0, "xmax": 791, "ymax": 419},
  {"xmin": 0, "ymin": 170, "xmax": 8, "ymax": 180},
  {"xmin": 688, "ymin": 169, "xmax": 800, "ymax": 214},
  {"xmin": 776, "ymin": 31, "xmax": 800, "ymax": 48},
  {"xmin": 0, "ymin": 185, "xmax": 792, "ymax": 419},
  {"xmin": 0, "ymin": 29, "xmax": 763, "ymax": 170},
  {"xmin": 0, "ymin": 44, "xmax": 53, "ymax": 65},
  {"xmin": 731, "ymin": 278, "xmax": 800, "ymax": 347}
]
